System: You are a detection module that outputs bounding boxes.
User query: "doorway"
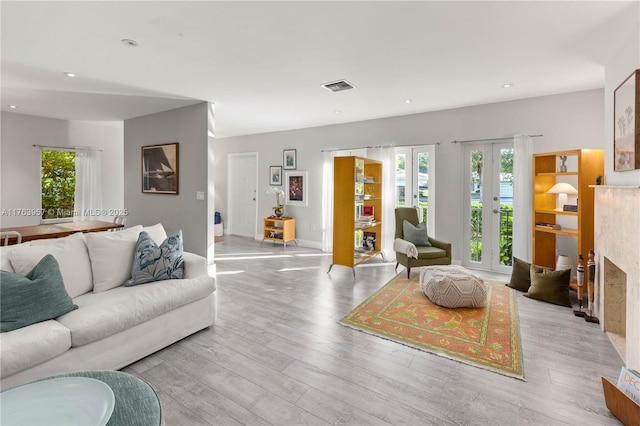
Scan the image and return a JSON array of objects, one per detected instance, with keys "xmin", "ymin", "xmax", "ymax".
[
  {"xmin": 394, "ymin": 145, "xmax": 435, "ymax": 237},
  {"xmin": 462, "ymin": 142, "xmax": 513, "ymax": 273},
  {"xmin": 228, "ymin": 152, "xmax": 258, "ymax": 238}
]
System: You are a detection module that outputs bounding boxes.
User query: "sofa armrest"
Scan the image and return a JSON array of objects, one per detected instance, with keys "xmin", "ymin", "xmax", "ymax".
[
  {"xmin": 428, "ymin": 237, "xmax": 452, "ymax": 257},
  {"xmin": 183, "ymin": 252, "xmax": 209, "ymax": 279}
]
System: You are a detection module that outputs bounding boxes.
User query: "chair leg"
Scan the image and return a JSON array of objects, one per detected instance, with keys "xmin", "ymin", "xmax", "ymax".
[
  {"xmin": 407, "ymin": 267, "xmax": 410, "ymax": 279},
  {"xmin": 395, "ymin": 262, "xmax": 399, "ymax": 272}
]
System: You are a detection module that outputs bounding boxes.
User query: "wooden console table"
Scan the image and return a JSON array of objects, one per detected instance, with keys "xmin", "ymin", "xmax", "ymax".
[
  {"xmin": 262, "ymin": 217, "xmax": 296, "ymax": 248},
  {"xmin": 1, "ymin": 220, "xmax": 124, "ymax": 244}
]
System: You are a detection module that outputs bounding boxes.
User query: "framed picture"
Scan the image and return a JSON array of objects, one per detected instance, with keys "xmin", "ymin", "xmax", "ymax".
[
  {"xmin": 269, "ymin": 165, "xmax": 282, "ymax": 186},
  {"xmin": 285, "ymin": 171, "xmax": 308, "ymax": 206},
  {"xmin": 283, "ymin": 149, "xmax": 297, "ymax": 170},
  {"xmin": 614, "ymin": 69, "xmax": 640, "ymax": 172},
  {"xmin": 142, "ymin": 142, "xmax": 179, "ymax": 194}
]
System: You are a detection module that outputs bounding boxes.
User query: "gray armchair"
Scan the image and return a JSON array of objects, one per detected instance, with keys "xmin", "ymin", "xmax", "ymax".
[{"xmin": 395, "ymin": 207, "xmax": 451, "ymax": 278}]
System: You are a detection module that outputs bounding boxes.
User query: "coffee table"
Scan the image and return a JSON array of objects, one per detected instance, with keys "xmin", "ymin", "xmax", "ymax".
[{"xmin": 1, "ymin": 371, "xmax": 161, "ymax": 426}]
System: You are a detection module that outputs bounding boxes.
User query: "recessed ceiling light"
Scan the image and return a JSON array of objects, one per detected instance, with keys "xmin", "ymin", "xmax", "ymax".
[
  {"xmin": 121, "ymin": 39, "xmax": 139, "ymax": 47},
  {"xmin": 334, "ymin": 110, "xmax": 342, "ymax": 114},
  {"xmin": 503, "ymin": 83, "xmax": 514, "ymax": 88},
  {"xmin": 404, "ymin": 99, "xmax": 413, "ymax": 104},
  {"xmin": 63, "ymin": 72, "xmax": 76, "ymax": 78},
  {"xmin": 8, "ymin": 105, "xmax": 17, "ymax": 109}
]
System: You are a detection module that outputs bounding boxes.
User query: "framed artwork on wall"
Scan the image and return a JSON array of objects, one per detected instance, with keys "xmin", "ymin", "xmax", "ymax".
[
  {"xmin": 269, "ymin": 166, "xmax": 282, "ymax": 185},
  {"xmin": 285, "ymin": 171, "xmax": 308, "ymax": 206},
  {"xmin": 613, "ymin": 69, "xmax": 640, "ymax": 172},
  {"xmin": 283, "ymin": 149, "xmax": 297, "ymax": 170},
  {"xmin": 141, "ymin": 142, "xmax": 179, "ymax": 194}
]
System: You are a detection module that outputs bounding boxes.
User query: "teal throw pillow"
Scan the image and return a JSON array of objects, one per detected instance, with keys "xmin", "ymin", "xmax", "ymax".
[
  {"xmin": 1, "ymin": 254, "xmax": 78, "ymax": 332},
  {"xmin": 402, "ymin": 220, "xmax": 432, "ymax": 246},
  {"xmin": 125, "ymin": 230, "xmax": 185, "ymax": 287}
]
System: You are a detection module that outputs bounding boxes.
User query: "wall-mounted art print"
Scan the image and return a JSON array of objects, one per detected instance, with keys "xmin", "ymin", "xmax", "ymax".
[
  {"xmin": 614, "ymin": 69, "xmax": 640, "ymax": 172},
  {"xmin": 285, "ymin": 171, "xmax": 308, "ymax": 206},
  {"xmin": 269, "ymin": 165, "xmax": 282, "ymax": 186},
  {"xmin": 142, "ymin": 142, "xmax": 179, "ymax": 194},
  {"xmin": 283, "ymin": 149, "xmax": 297, "ymax": 170}
]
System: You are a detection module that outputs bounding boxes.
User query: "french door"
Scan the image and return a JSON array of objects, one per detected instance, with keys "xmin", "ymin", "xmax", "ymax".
[
  {"xmin": 395, "ymin": 145, "xmax": 435, "ymax": 237},
  {"xmin": 462, "ymin": 142, "xmax": 513, "ymax": 273}
]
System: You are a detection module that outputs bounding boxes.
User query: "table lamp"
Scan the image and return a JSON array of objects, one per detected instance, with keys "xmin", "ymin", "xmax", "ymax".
[{"xmin": 547, "ymin": 182, "xmax": 577, "ymax": 210}]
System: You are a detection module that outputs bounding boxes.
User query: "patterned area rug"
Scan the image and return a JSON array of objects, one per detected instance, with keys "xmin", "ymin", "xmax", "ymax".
[{"xmin": 340, "ymin": 273, "xmax": 524, "ymax": 380}]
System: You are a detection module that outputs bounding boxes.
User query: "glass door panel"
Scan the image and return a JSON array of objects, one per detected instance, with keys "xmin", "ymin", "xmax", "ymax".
[{"xmin": 463, "ymin": 142, "xmax": 513, "ymax": 273}]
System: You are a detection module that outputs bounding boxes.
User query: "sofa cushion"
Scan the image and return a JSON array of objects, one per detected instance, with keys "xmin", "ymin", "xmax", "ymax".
[
  {"xmin": 9, "ymin": 233, "xmax": 92, "ymax": 298},
  {"xmin": 0, "ymin": 245, "xmax": 15, "ymax": 272},
  {"xmin": 58, "ymin": 276, "xmax": 215, "ymax": 347},
  {"xmin": 143, "ymin": 223, "xmax": 167, "ymax": 245},
  {"xmin": 0, "ymin": 320, "xmax": 71, "ymax": 377},
  {"xmin": 403, "ymin": 220, "xmax": 432, "ymax": 246},
  {"xmin": 85, "ymin": 225, "xmax": 143, "ymax": 293},
  {"xmin": 125, "ymin": 230, "xmax": 184, "ymax": 287},
  {"xmin": 416, "ymin": 245, "xmax": 447, "ymax": 259},
  {"xmin": 1, "ymin": 254, "xmax": 78, "ymax": 332}
]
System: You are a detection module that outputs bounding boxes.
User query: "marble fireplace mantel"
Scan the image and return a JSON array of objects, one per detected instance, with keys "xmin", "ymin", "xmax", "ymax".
[{"xmin": 593, "ymin": 185, "xmax": 640, "ymax": 371}]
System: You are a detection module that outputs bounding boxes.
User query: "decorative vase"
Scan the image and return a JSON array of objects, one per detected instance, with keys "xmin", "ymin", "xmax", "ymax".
[
  {"xmin": 556, "ymin": 254, "xmax": 573, "ymax": 279},
  {"xmin": 274, "ymin": 206, "xmax": 283, "ymax": 217}
]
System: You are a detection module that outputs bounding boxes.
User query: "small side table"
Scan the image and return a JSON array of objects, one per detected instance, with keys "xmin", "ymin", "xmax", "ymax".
[{"xmin": 262, "ymin": 216, "xmax": 296, "ymax": 248}]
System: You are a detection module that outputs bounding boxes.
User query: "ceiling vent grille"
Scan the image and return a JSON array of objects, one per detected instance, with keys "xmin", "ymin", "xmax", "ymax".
[{"xmin": 322, "ymin": 80, "xmax": 356, "ymax": 92}]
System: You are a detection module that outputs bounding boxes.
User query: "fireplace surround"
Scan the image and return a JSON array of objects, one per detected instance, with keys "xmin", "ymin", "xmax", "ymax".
[{"xmin": 594, "ymin": 186, "xmax": 640, "ymax": 371}]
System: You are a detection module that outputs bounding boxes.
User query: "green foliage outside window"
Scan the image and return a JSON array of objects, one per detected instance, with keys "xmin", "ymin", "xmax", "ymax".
[
  {"xmin": 470, "ymin": 202, "xmax": 513, "ymax": 266},
  {"xmin": 41, "ymin": 150, "xmax": 76, "ymax": 219}
]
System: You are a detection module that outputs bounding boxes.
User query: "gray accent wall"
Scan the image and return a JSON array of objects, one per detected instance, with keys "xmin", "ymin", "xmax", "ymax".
[{"xmin": 124, "ymin": 102, "xmax": 211, "ymax": 257}]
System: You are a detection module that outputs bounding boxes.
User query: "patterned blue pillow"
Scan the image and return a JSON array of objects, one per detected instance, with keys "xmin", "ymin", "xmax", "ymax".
[{"xmin": 124, "ymin": 230, "xmax": 185, "ymax": 287}]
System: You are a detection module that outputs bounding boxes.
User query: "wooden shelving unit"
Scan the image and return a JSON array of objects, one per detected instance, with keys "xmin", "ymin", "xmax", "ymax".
[
  {"xmin": 329, "ymin": 156, "xmax": 383, "ymax": 277},
  {"xmin": 262, "ymin": 217, "xmax": 296, "ymax": 248},
  {"xmin": 532, "ymin": 149, "xmax": 604, "ymax": 278}
]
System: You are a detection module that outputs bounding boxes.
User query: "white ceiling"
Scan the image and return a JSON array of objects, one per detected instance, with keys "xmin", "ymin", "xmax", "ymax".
[{"xmin": 1, "ymin": 1, "xmax": 637, "ymax": 138}]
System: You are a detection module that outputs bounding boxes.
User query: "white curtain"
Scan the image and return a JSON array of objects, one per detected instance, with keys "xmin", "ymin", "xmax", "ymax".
[
  {"xmin": 512, "ymin": 134, "xmax": 533, "ymax": 261},
  {"xmin": 367, "ymin": 146, "xmax": 395, "ymax": 260},
  {"xmin": 321, "ymin": 150, "xmax": 337, "ymax": 252},
  {"xmin": 74, "ymin": 148, "xmax": 103, "ymax": 221}
]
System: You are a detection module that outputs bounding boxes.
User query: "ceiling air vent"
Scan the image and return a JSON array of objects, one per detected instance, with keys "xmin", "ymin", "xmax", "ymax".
[{"xmin": 322, "ymin": 80, "xmax": 356, "ymax": 93}]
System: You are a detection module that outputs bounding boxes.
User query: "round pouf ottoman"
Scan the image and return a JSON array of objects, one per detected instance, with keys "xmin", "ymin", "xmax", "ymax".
[{"xmin": 420, "ymin": 265, "xmax": 487, "ymax": 308}]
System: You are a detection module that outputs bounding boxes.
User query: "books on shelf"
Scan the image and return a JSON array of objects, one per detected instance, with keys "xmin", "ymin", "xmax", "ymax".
[
  {"xmin": 355, "ymin": 215, "xmax": 375, "ymax": 228},
  {"xmin": 616, "ymin": 367, "xmax": 640, "ymax": 404},
  {"xmin": 536, "ymin": 222, "xmax": 561, "ymax": 230}
]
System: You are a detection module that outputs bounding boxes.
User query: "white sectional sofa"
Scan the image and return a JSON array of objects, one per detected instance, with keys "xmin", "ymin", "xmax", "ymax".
[{"xmin": 0, "ymin": 224, "xmax": 216, "ymax": 390}]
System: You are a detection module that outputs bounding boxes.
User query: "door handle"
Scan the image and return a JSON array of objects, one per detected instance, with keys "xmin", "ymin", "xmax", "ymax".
[{"xmin": 492, "ymin": 209, "xmax": 500, "ymax": 214}]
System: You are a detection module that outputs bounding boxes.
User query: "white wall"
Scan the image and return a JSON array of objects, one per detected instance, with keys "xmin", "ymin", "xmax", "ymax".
[
  {"xmin": 603, "ymin": 1, "xmax": 640, "ymax": 185},
  {"xmin": 123, "ymin": 102, "xmax": 212, "ymax": 257},
  {"xmin": 215, "ymin": 89, "xmax": 604, "ymax": 261},
  {"xmin": 0, "ymin": 112, "xmax": 123, "ymax": 227}
]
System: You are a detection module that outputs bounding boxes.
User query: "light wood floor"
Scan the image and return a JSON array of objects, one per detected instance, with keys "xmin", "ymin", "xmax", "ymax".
[{"xmin": 123, "ymin": 236, "xmax": 623, "ymax": 425}]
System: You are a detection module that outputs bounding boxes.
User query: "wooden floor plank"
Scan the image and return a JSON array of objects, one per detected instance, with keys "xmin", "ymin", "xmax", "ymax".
[{"xmin": 124, "ymin": 235, "xmax": 624, "ymax": 425}]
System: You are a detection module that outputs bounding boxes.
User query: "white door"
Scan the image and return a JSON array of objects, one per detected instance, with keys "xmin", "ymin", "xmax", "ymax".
[
  {"xmin": 228, "ymin": 152, "xmax": 258, "ymax": 238},
  {"xmin": 462, "ymin": 143, "xmax": 513, "ymax": 273},
  {"xmin": 394, "ymin": 145, "xmax": 435, "ymax": 236}
]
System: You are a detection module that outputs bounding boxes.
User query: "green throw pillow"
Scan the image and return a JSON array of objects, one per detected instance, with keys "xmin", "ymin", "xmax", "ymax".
[
  {"xmin": 523, "ymin": 264, "xmax": 572, "ymax": 307},
  {"xmin": 506, "ymin": 257, "xmax": 533, "ymax": 292},
  {"xmin": 1, "ymin": 254, "xmax": 78, "ymax": 332},
  {"xmin": 402, "ymin": 220, "xmax": 432, "ymax": 246}
]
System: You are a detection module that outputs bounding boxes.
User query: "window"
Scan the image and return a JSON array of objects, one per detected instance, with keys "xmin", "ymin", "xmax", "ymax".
[{"xmin": 41, "ymin": 149, "xmax": 76, "ymax": 220}]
